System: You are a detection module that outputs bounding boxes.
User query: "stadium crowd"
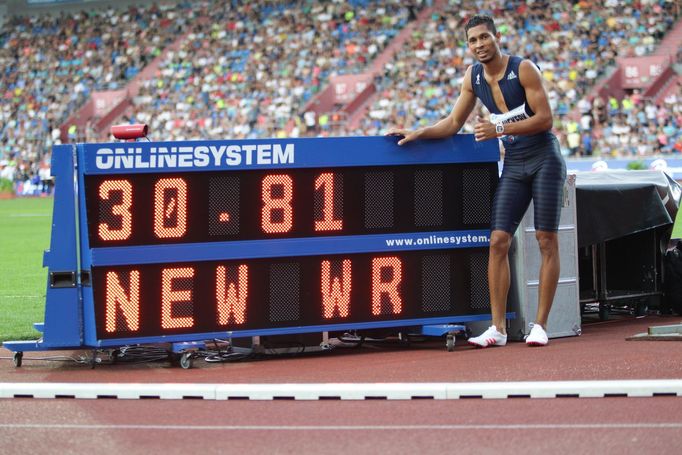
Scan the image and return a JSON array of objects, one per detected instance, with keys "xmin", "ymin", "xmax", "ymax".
[
  {"xmin": 355, "ymin": 0, "xmax": 681, "ymax": 158},
  {"xmin": 128, "ymin": 0, "xmax": 418, "ymax": 141},
  {"xmin": 1, "ymin": 1, "xmax": 196, "ymax": 193},
  {"xmin": 0, "ymin": 0, "xmax": 681, "ymax": 194},
  {"xmin": 564, "ymin": 85, "xmax": 682, "ymax": 157}
]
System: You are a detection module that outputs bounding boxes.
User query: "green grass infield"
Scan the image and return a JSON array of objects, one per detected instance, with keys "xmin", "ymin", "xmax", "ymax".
[{"xmin": 0, "ymin": 197, "xmax": 53, "ymax": 342}]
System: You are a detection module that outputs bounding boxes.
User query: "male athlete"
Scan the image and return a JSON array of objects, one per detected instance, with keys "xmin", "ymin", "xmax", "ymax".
[{"xmin": 387, "ymin": 15, "xmax": 566, "ymax": 347}]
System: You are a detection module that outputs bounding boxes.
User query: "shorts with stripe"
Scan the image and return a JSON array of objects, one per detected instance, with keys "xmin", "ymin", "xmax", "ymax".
[{"xmin": 491, "ymin": 135, "xmax": 566, "ymax": 234}]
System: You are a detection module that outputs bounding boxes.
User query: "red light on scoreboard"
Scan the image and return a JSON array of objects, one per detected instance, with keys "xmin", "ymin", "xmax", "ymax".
[
  {"xmin": 371, "ymin": 257, "xmax": 402, "ymax": 316},
  {"xmin": 104, "ymin": 270, "xmax": 140, "ymax": 333},
  {"xmin": 314, "ymin": 172, "xmax": 342, "ymax": 232},
  {"xmin": 154, "ymin": 178, "xmax": 188, "ymax": 239},
  {"xmin": 161, "ymin": 267, "xmax": 195, "ymax": 329},
  {"xmin": 261, "ymin": 174, "xmax": 293, "ymax": 234},
  {"xmin": 321, "ymin": 259, "xmax": 351, "ymax": 318},
  {"xmin": 98, "ymin": 179, "xmax": 133, "ymax": 241},
  {"xmin": 216, "ymin": 264, "xmax": 248, "ymax": 325}
]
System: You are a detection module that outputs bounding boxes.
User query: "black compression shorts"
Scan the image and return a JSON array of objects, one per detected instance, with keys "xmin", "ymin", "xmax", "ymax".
[{"xmin": 490, "ymin": 135, "xmax": 567, "ymax": 234}]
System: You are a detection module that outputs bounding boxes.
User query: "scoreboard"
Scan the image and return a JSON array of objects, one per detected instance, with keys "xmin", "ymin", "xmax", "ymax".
[{"xmin": 4, "ymin": 135, "xmax": 500, "ymax": 351}]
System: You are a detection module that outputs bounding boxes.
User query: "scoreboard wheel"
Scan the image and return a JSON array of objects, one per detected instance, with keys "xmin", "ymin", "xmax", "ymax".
[
  {"xmin": 446, "ymin": 334, "xmax": 455, "ymax": 352},
  {"xmin": 13, "ymin": 352, "xmax": 23, "ymax": 368},
  {"xmin": 180, "ymin": 352, "xmax": 194, "ymax": 369}
]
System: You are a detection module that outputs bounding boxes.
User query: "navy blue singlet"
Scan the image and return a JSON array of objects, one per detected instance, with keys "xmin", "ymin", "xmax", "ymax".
[{"xmin": 471, "ymin": 55, "xmax": 566, "ymax": 234}]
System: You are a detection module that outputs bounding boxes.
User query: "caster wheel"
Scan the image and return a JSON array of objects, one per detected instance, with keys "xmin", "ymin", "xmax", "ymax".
[
  {"xmin": 89, "ymin": 349, "xmax": 99, "ymax": 369},
  {"xmin": 180, "ymin": 352, "xmax": 194, "ymax": 369},
  {"xmin": 109, "ymin": 349, "xmax": 120, "ymax": 364},
  {"xmin": 446, "ymin": 334, "xmax": 455, "ymax": 352},
  {"xmin": 13, "ymin": 352, "xmax": 23, "ymax": 368}
]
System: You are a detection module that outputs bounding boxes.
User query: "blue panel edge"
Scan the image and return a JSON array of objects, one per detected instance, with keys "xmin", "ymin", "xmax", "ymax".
[
  {"xmin": 82, "ymin": 135, "xmax": 500, "ymax": 175},
  {"xmin": 419, "ymin": 324, "xmax": 467, "ymax": 337},
  {"xmin": 91, "ymin": 313, "xmax": 516, "ymax": 348},
  {"xmin": 40, "ymin": 144, "xmax": 83, "ymax": 347},
  {"xmin": 91, "ymin": 229, "xmax": 492, "ymax": 266}
]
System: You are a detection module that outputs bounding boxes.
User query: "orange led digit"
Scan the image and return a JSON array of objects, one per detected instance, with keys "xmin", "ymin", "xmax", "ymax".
[
  {"xmin": 153, "ymin": 178, "xmax": 188, "ymax": 239},
  {"xmin": 216, "ymin": 264, "xmax": 248, "ymax": 325},
  {"xmin": 160, "ymin": 267, "xmax": 195, "ymax": 329},
  {"xmin": 371, "ymin": 257, "xmax": 403, "ymax": 316},
  {"xmin": 321, "ymin": 259, "xmax": 352, "ymax": 318},
  {"xmin": 314, "ymin": 172, "xmax": 342, "ymax": 232},
  {"xmin": 98, "ymin": 179, "xmax": 133, "ymax": 241},
  {"xmin": 104, "ymin": 270, "xmax": 140, "ymax": 333},
  {"xmin": 261, "ymin": 174, "xmax": 293, "ymax": 233}
]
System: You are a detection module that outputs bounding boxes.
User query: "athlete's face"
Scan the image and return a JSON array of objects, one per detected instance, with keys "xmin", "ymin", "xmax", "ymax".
[{"xmin": 466, "ymin": 24, "xmax": 500, "ymax": 63}]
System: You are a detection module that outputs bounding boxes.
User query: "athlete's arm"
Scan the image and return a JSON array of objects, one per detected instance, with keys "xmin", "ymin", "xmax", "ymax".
[
  {"xmin": 387, "ymin": 66, "xmax": 477, "ymax": 146},
  {"xmin": 473, "ymin": 59, "xmax": 553, "ymax": 141}
]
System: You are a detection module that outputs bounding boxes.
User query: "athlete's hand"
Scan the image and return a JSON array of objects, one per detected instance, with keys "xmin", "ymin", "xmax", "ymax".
[
  {"xmin": 474, "ymin": 116, "xmax": 497, "ymax": 142},
  {"xmin": 386, "ymin": 128, "xmax": 420, "ymax": 146}
]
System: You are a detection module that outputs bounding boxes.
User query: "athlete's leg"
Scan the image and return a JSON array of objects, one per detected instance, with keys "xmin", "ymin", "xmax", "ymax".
[
  {"xmin": 488, "ymin": 160, "xmax": 532, "ymax": 335},
  {"xmin": 488, "ymin": 229, "xmax": 513, "ymax": 333},
  {"xmin": 534, "ymin": 230, "xmax": 559, "ymax": 327},
  {"xmin": 530, "ymin": 137, "xmax": 566, "ymax": 328}
]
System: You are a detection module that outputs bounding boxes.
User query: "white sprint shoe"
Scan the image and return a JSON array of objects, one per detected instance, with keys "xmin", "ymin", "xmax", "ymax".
[
  {"xmin": 468, "ymin": 325, "xmax": 507, "ymax": 348},
  {"xmin": 525, "ymin": 323, "xmax": 548, "ymax": 346}
]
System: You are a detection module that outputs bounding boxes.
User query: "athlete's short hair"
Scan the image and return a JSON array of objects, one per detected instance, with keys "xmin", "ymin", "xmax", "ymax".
[{"xmin": 464, "ymin": 15, "xmax": 497, "ymax": 38}]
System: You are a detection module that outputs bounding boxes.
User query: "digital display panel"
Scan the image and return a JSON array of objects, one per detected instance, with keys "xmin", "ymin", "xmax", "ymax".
[
  {"xmin": 75, "ymin": 136, "xmax": 500, "ymax": 345},
  {"xmin": 85, "ymin": 163, "xmax": 497, "ymax": 247},
  {"xmin": 92, "ymin": 248, "xmax": 491, "ymax": 339}
]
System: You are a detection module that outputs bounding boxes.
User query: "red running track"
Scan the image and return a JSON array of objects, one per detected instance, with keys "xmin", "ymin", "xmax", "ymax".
[{"xmin": 1, "ymin": 315, "xmax": 681, "ymax": 453}]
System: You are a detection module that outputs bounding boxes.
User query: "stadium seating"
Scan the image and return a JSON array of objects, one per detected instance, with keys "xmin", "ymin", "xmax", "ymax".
[
  {"xmin": 128, "ymin": 0, "xmax": 417, "ymax": 141},
  {"xmin": 1, "ymin": 2, "xmax": 194, "ymax": 177},
  {"xmin": 0, "ymin": 0, "xmax": 680, "ymax": 191},
  {"xmin": 352, "ymin": 0, "xmax": 681, "ymax": 158}
]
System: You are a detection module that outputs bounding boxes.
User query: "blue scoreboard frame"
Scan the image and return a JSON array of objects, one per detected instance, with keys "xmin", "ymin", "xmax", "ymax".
[{"xmin": 4, "ymin": 135, "xmax": 508, "ymax": 353}]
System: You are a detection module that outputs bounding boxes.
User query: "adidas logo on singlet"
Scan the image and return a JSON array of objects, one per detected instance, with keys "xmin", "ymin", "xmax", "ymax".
[{"xmin": 507, "ymin": 71, "xmax": 517, "ymax": 80}]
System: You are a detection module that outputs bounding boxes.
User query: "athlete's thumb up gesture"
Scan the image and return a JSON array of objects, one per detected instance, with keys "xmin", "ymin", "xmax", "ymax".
[{"xmin": 474, "ymin": 116, "xmax": 498, "ymax": 142}]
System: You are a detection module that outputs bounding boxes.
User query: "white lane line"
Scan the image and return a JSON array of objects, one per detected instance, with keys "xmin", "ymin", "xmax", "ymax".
[
  {"xmin": 0, "ymin": 295, "xmax": 43, "ymax": 298},
  {"xmin": 1, "ymin": 380, "xmax": 681, "ymax": 400},
  {"xmin": 1, "ymin": 423, "xmax": 681, "ymax": 431}
]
